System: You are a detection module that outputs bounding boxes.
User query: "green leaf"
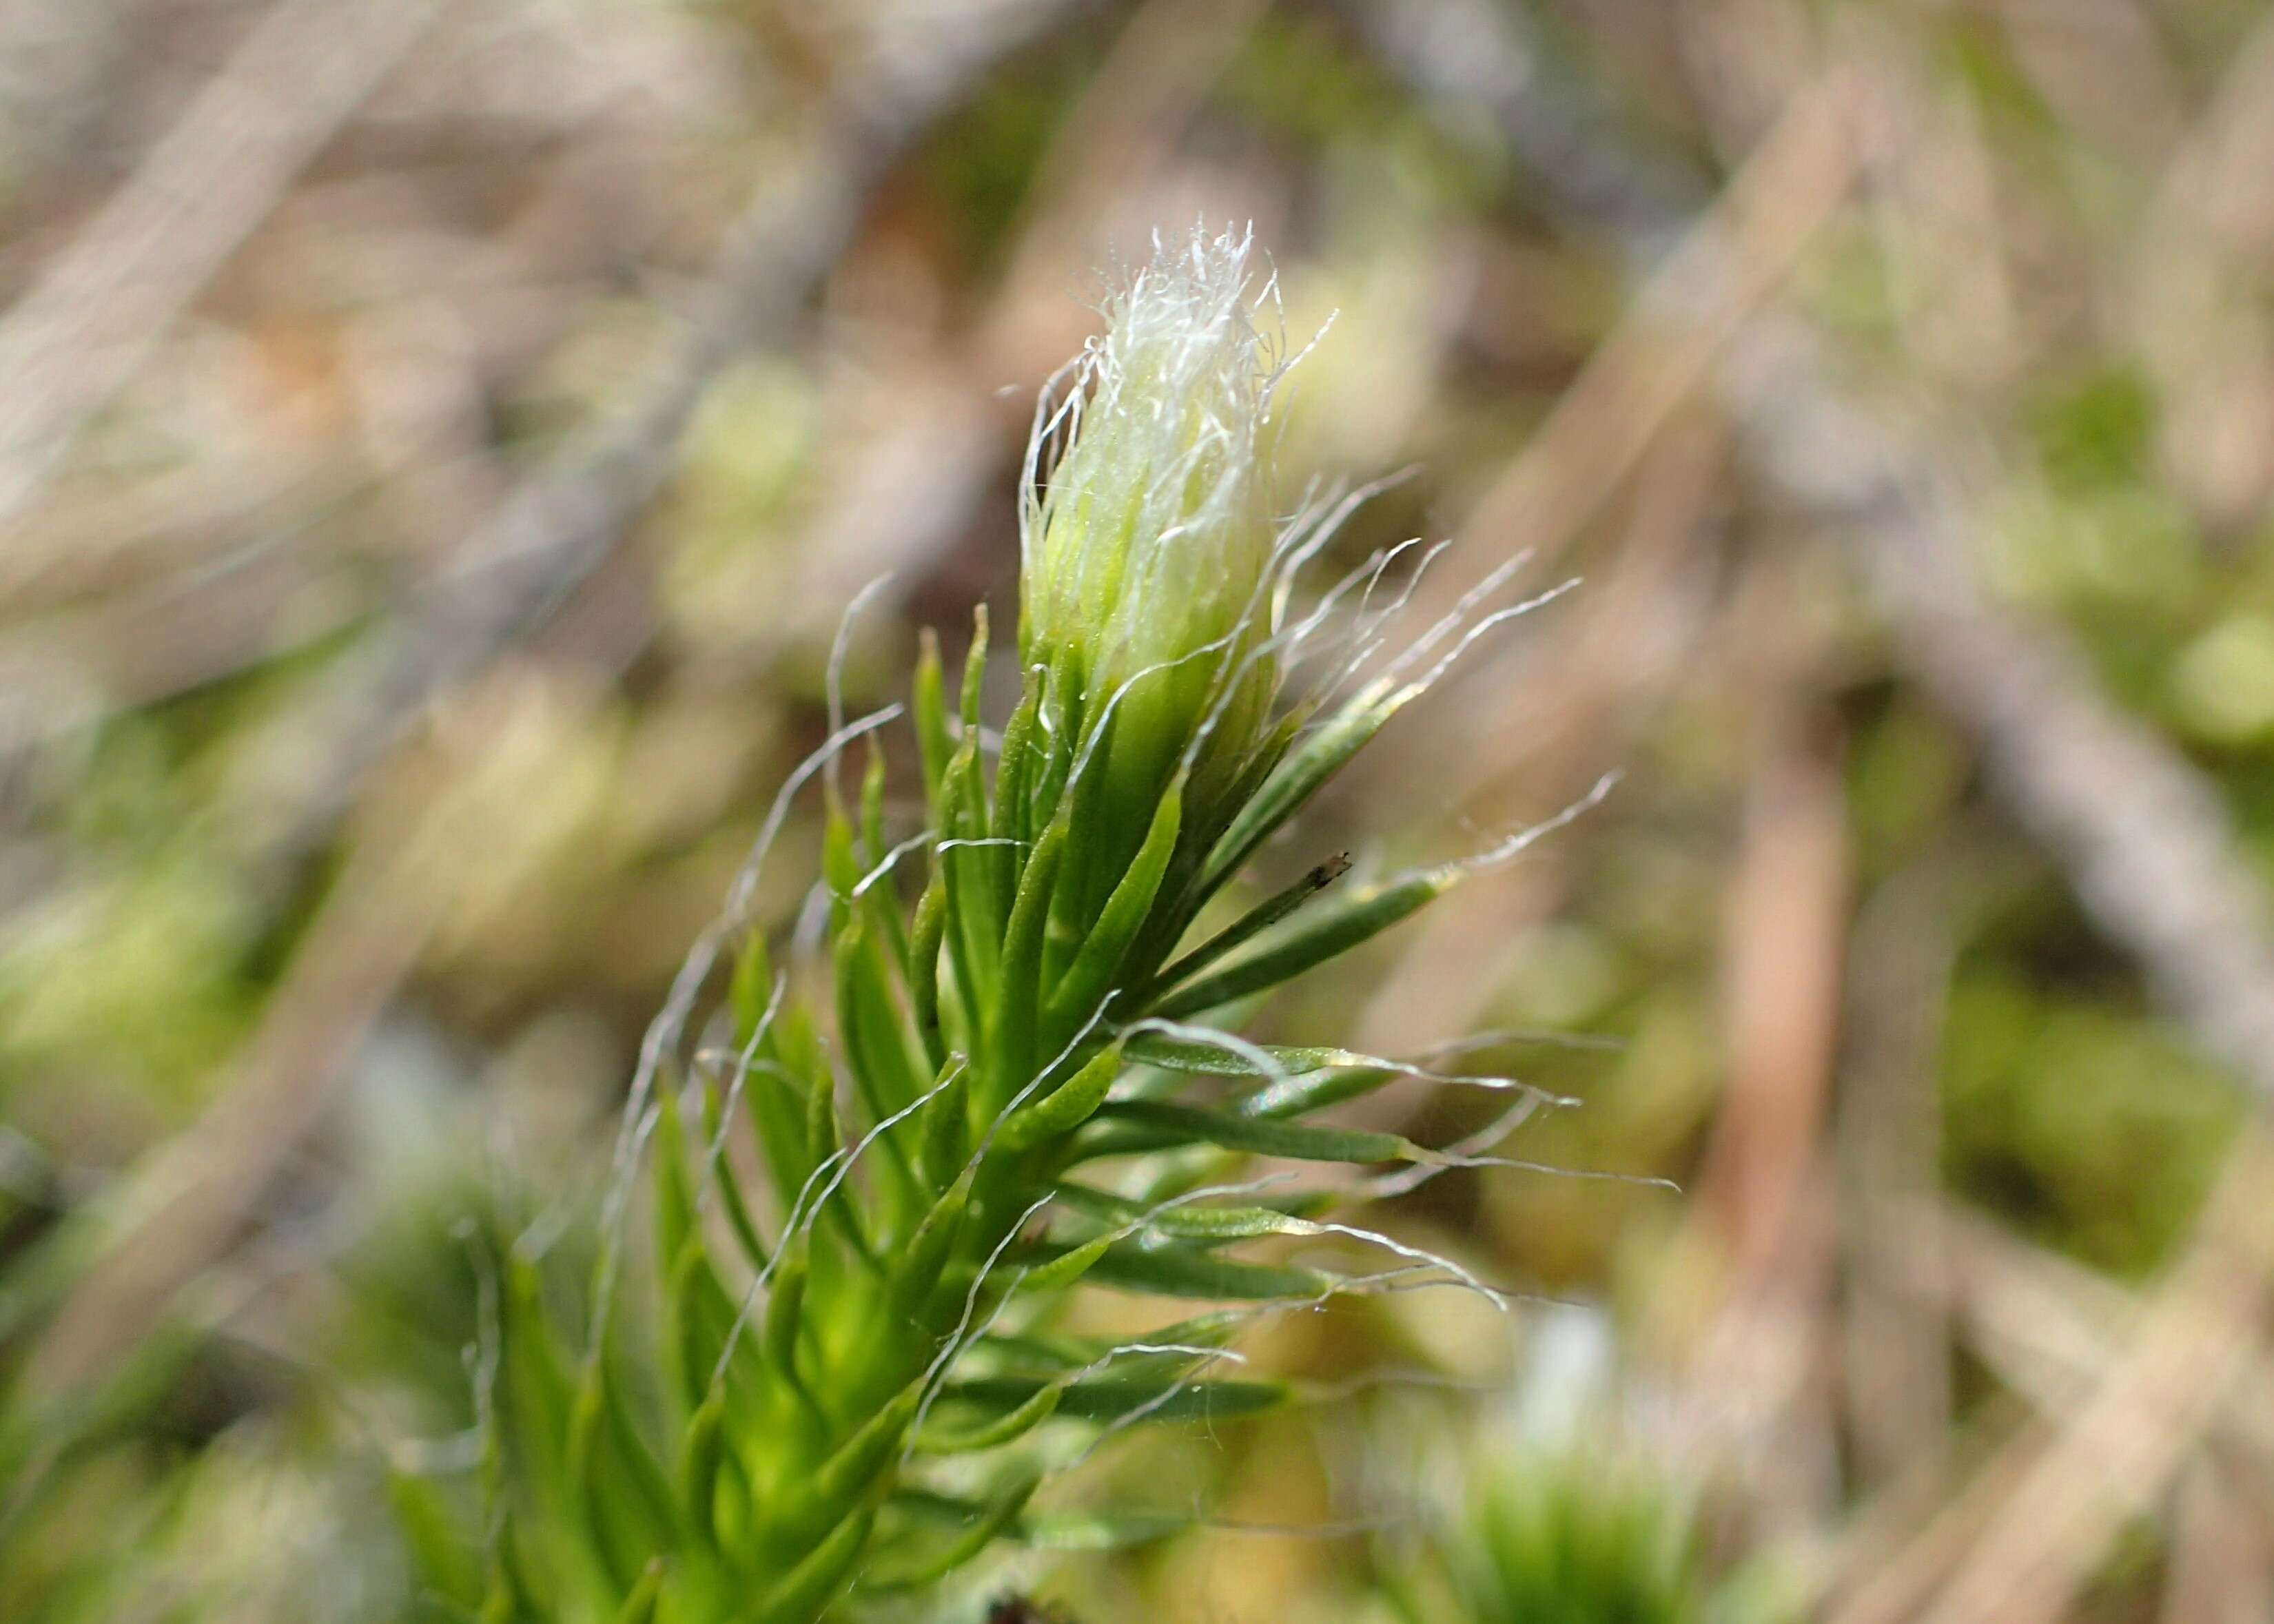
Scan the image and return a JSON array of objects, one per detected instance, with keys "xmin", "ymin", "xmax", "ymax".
[
  {"xmin": 498, "ymin": 1254, "xmax": 576, "ymax": 1508},
  {"xmin": 1239, "ymin": 1065, "xmax": 1400, "ymax": 1120},
  {"xmin": 890, "ymin": 1162, "xmax": 974, "ymax": 1322},
  {"xmin": 730, "ymin": 929, "xmax": 779, "ymax": 1048},
  {"xmin": 743, "ymin": 1006, "xmax": 823, "ymax": 1226},
  {"xmin": 1011, "ymin": 1226, "xmax": 1120, "ymax": 1297},
  {"xmin": 832, "ymin": 910, "xmax": 923, "ymax": 1122},
  {"xmin": 942, "ymin": 1370, "xmax": 1284, "ymax": 1423},
  {"xmin": 762, "ymin": 1243, "xmax": 810, "ymax": 1390},
  {"xmin": 992, "ymin": 677, "xmax": 1045, "ymax": 888},
  {"xmin": 982, "ymin": 816, "xmax": 1066, "ymax": 1121},
  {"xmin": 912, "ymin": 630, "xmax": 953, "ymax": 818},
  {"xmin": 830, "ymin": 912, "xmax": 925, "ymax": 1224},
  {"xmin": 1043, "ymin": 704, "xmax": 1120, "ymax": 965},
  {"xmin": 1086, "ymin": 1099, "xmax": 1413, "ymax": 1165},
  {"xmin": 802, "ymin": 1379, "xmax": 922, "ymax": 1539},
  {"xmin": 1149, "ymin": 870, "xmax": 1448, "ymax": 1018},
  {"xmin": 389, "ymin": 1469, "xmax": 484, "ymax": 1611},
  {"xmin": 941, "ymin": 739, "xmax": 1003, "ymax": 1013},
  {"xmin": 1120, "ymin": 1034, "xmax": 1404, "ymax": 1122},
  {"xmin": 571, "ymin": 1360, "xmax": 677, "ymax": 1594},
  {"xmin": 1185, "ymin": 686, "xmax": 1400, "ymax": 914},
  {"xmin": 652, "ymin": 1085, "xmax": 699, "ymax": 1282},
  {"xmin": 1144, "ymin": 850, "xmax": 1349, "ymax": 1000},
  {"xmin": 611, "ymin": 1560, "xmax": 664, "ymax": 1624},
  {"xmin": 1053, "ymin": 1181, "xmax": 1330, "ymax": 1241},
  {"xmin": 857, "ymin": 1476, "xmax": 1041, "ymax": 1592},
  {"xmin": 857, "ymin": 741, "xmax": 912, "ymax": 970},
  {"xmin": 665, "ymin": 1235, "xmax": 764, "ymax": 1419},
  {"xmin": 960, "ymin": 603, "xmax": 991, "ymax": 731},
  {"xmin": 916, "ymin": 1056, "xmax": 971, "ymax": 1189},
  {"xmin": 1082, "ymin": 1239, "xmax": 1335, "ymax": 1302},
  {"xmin": 682, "ymin": 1394, "xmax": 727, "ymax": 1548},
  {"xmin": 998, "ymin": 1042, "xmax": 1125, "ymax": 1151},
  {"xmin": 696, "ymin": 1078, "xmax": 770, "ymax": 1272},
  {"xmin": 1125, "ymin": 1033, "xmax": 1373, "ymax": 1079},
  {"xmin": 906, "ymin": 872, "xmax": 949, "ymax": 1073},
  {"xmin": 1043, "ymin": 777, "xmax": 1183, "ymax": 1047},
  {"xmin": 912, "ymin": 1380, "xmax": 1065, "ymax": 1455},
  {"xmin": 755, "ymin": 1503, "xmax": 875, "ymax": 1624}
]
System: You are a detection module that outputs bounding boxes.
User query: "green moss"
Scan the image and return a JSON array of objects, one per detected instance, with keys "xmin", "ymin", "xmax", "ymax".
[{"xmin": 1942, "ymin": 967, "xmax": 2241, "ymax": 1276}]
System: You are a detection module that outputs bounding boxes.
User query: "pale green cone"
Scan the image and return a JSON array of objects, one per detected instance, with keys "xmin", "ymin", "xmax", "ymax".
[{"xmin": 1019, "ymin": 226, "xmax": 1284, "ymax": 878}]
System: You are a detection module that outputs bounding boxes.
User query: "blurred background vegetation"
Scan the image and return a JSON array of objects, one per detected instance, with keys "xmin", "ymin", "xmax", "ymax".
[{"xmin": 7, "ymin": 0, "xmax": 2274, "ymax": 1619}]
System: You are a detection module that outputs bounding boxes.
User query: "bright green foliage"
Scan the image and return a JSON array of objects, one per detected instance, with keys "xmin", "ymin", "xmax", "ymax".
[
  {"xmin": 1403, "ymin": 1458, "xmax": 1706, "ymax": 1624},
  {"xmin": 403, "ymin": 228, "xmax": 1579, "ymax": 1623},
  {"xmin": 1380, "ymin": 1431, "xmax": 1801, "ymax": 1624}
]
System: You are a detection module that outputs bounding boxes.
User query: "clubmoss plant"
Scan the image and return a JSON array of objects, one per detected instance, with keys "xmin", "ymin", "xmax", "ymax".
[
  {"xmin": 1380, "ymin": 1439, "xmax": 1801, "ymax": 1624},
  {"xmin": 1406, "ymin": 1455, "xmax": 1706, "ymax": 1624},
  {"xmin": 397, "ymin": 225, "xmax": 1601, "ymax": 1624}
]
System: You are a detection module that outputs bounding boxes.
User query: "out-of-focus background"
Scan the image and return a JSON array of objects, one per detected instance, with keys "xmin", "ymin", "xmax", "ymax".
[{"xmin": 8, "ymin": 0, "xmax": 2274, "ymax": 1619}]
